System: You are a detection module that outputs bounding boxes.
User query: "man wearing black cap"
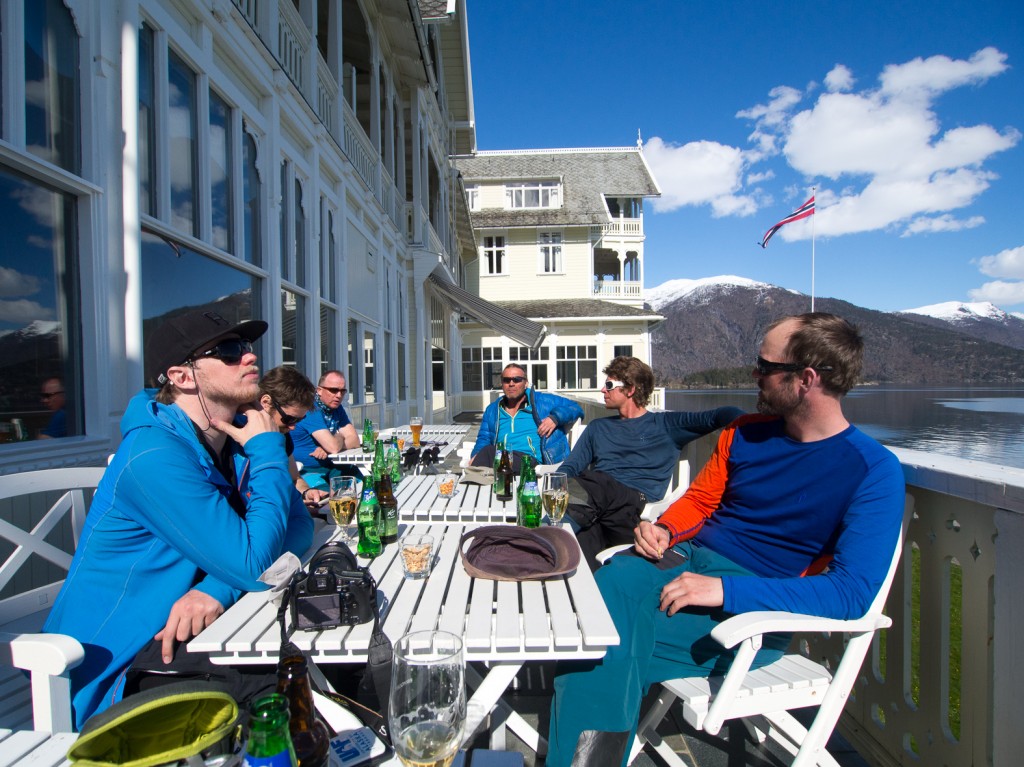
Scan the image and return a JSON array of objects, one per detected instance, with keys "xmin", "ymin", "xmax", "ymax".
[{"xmin": 44, "ymin": 309, "xmax": 314, "ymax": 729}]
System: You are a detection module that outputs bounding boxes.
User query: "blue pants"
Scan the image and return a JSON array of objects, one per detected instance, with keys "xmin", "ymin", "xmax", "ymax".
[{"xmin": 546, "ymin": 542, "xmax": 789, "ymax": 767}]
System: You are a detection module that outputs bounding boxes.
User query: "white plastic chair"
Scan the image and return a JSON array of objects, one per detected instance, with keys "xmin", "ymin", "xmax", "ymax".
[
  {"xmin": 622, "ymin": 494, "xmax": 913, "ymax": 767},
  {"xmin": 0, "ymin": 467, "xmax": 106, "ymax": 732}
]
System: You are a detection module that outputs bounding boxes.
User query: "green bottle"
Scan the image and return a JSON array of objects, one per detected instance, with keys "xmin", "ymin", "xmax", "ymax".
[
  {"xmin": 386, "ymin": 438, "xmax": 402, "ymax": 485},
  {"xmin": 244, "ymin": 694, "xmax": 297, "ymax": 767},
  {"xmin": 518, "ymin": 456, "xmax": 542, "ymax": 528},
  {"xmin": 371, "ymin": 438, "xmax": 385, "ymax": 486},
  {"xmin": 377, "ymin": 471, "xmax": 399, "ymax": 545},
  {"xmin": 356, "ymin": 487, "xmax": 382, "ymax": 558},
  {"xmin": 492, "ymin": 437, "xmax": 506, "ymax": 496},
  {"xmin": 361, "ymin": 418, "xmax": 374, "ymax": 453}
]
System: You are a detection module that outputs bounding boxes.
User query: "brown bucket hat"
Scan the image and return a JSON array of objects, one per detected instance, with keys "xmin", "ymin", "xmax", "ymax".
[{"xmin": 459, "ymin": 525, "xmax": 581, "ymax": 581}]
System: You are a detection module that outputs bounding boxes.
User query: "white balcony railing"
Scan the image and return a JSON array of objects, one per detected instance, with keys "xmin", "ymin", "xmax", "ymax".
[
  {"xmin": 593, "ymin": 280, "xmax": 642, "ymax": 297},
  {"xmin": 316, "ymin": 50, "xmax": 337, "ymax": 135},
  {"xmin": 231, "ymin": 0, "xmax": 257, "ymax": 29},
  {"xmin": 277, "ymin": 0, "xmax": 309, "ymax": 93},
  {"xmin": 341, "ymin": 99, "xmax": 377, "ymax": 196},
  {"xmin": 600, "ymin": 218, "xmax": 643, "ymax": 236}
]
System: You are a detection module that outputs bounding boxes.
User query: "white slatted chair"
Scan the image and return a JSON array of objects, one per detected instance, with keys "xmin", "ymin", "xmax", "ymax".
[
  {"xmin": 624, "ymin": 494, "xmax": 913, "ymax": 767},
  {"xmin": 0, "ymin": 467, "xmax": 106, "ymax": 733}
]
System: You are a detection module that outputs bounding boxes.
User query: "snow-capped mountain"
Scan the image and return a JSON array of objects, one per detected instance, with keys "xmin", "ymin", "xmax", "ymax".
[
  {"xmin": 645, "ymin": 276, "xmax": 790, "ymax": 311},
  {"xmin": 902, "ymin": 301, "xmax": 1010, "ymax": 323},
  {"xmin": 899, "ymin": 301, "xmax": 1024, "ymax": 351}
]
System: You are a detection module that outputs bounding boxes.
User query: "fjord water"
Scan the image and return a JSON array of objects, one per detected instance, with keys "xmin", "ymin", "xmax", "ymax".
[{"xmin": 666, "ymin": 387, "xmax": 1024, "ymax": 470}]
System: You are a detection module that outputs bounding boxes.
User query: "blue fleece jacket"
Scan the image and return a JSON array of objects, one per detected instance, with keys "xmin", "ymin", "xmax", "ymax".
[
  {"xmin": 472, "ymin": 388, "xmax": 584, "ymax": 464},
  {"xmin": 43, "ymin": 391, "xmax": 314, "ymax": 729}
]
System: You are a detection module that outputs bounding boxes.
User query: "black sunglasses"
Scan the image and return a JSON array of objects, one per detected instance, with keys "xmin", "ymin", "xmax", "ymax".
[
  {"xmin": 502, "ymin": 376, "xmax": 526, "ymax": 384},
  {"xmin": 319, "ymin": 385, "xmax": 347, "ymax": 395},
  {"xmin": 755, "ymin": 356, "xmax": 833, "ymax": 376},
  {"xmin": 192, "ymin": 338, "xmax": 253, "ymax": 365},
  {"xmin": 271, "ymin": 398, "xmax": 305, "ymax": 427},
  {"xmin": 41, "ymin": 391, "xmax": 65, "ymax": 399}
]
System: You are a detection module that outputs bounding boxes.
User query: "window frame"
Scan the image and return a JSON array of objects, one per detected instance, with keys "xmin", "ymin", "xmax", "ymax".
[
  {"xmin": 538, "ymin": 230, "xmax": 563, "ymax": 274},
  {"xmin": 505, "ymin": 181, "xmax": 561, "ymax": 210}
]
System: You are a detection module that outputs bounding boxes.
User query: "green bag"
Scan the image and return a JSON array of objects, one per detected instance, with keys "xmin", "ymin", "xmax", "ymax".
[{"xmin": 67, "ymin": 682, "xmax": 243, "ymax": 767}]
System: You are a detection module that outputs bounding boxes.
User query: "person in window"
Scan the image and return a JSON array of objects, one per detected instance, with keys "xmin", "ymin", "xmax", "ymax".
[
  {"xmin": 470, "ymin": 363, "xmax": 584, "ymax": 470},
  {"xmin": 559, "ymin": 356, "xmax": 744, "ymax": 570},
  {"xmin": 289, "ymin": 369, "xmax": 361, "ymax": 490},
  {"xmin": 256, "ymin": 365, "xmax": 328, "ymax": 511},
  {"xmin": 545, "ymin": 314, "xmax": 906, "ymax": 767},
  {"xmin": 37, "ymin": 377, "xmax": 67, "ymax": 438},
  {"xmin": 44, "ymin": 310, "xmax": 314, "ymax": 729}
]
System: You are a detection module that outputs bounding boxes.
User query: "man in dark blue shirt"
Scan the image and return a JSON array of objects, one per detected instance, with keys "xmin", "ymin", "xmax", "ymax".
[{"xmin": 560, "ymin": 356, "xmax": 743, "ymax": 569}]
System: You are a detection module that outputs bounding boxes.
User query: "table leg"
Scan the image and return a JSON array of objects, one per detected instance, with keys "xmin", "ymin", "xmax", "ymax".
[{"xmin": 465, "ymin": 662, "xmax": 548, "ymax": 756}]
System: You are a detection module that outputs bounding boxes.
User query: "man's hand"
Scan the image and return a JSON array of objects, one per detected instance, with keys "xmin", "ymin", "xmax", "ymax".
[
  {"xmin": 311, "ymin": 446, "xmax": 329, "ymax": 460},
  {"xmin": 210, "ymin": 402, "xmax": 277, "ymax": 447},
  {"xmin": 303, "ymin": 487, "xmax": 328, "ymax": 509},
  {"xmin": 659, "ymin": 572, "xmax": 724, "ymax": 616},
  {"xmin": 634, "ymin": 520, "xmax": 671, "ymax": 560},
  {"xmin": 155, "ymin": 589, "xmax": 225, "ymax": 663},
  {"xmin": 537, "ymin": 416, "xmax": 557, "ymax": 438}
]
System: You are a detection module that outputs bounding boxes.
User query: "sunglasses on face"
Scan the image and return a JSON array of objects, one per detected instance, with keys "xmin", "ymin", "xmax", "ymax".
[
  {"xmin": 602, "ymin": 380, "xmax": 627, "ymax": 391},
  {"xmin": 502, "ymin": 376, "xmax": 526, "ymax": 384},
  {"xmin": 754, "ymin": 356, "xmax": 834, "ymax": 376},
  {"xmin": 271, "ymin": 398, "xmax": 305, "ymax": 426},
  {"xmin": 192, "ymin": 338, "xmax": 253, "ymax": 365},
  {"xmin": 319, "ymin": 385, "xmax": 347, "ymax": 395},
  {"xmin": 41, "ymin": 391, "xmax": 64, "ymax": 399}
]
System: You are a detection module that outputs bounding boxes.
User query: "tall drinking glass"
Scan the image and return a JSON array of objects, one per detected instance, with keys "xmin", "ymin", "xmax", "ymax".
[
  {"xmin": 329, "ymin": 476, "xmax": 359, "ymax": 543},
  {"xmin": 409, "ymin": 417, "xmax": 423, "ymax": 448},
  {"xmin": 389, "ymin": 631, "xmax": 466, "ymax": 767},
  {"xmin": 542, "ymin": 472, "xmax": 569, "ymax": 525}
]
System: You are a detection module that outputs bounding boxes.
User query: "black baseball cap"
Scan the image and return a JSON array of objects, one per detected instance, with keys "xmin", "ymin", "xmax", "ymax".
[{"xmin": 145, "ymin": 309, "xmax": 268, "ymax": 386}]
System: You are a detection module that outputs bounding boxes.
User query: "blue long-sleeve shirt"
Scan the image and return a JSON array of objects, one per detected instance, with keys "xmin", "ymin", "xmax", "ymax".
[{"xmin": 560, "ymin": 407, "xmax": 744, "ymax": 501}]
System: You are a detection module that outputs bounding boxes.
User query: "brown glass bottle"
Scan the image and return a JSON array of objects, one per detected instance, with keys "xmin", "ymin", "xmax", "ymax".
[
  {"xmin": 377, "ymin": 471, "xmax": 399, "ymax": 544},
  {"xmin": 495, "ymin": 442, "xmax": 514, "ymax": 501},
  {"xmin": 275, "ymin": 646, "xmax": 331, "ymax": 767}
]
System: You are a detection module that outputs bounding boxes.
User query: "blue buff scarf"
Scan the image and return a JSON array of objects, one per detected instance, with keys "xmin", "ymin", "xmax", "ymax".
[{"xmin": 314, "ymin": 392, "xmax": 344, "ymax": 434}]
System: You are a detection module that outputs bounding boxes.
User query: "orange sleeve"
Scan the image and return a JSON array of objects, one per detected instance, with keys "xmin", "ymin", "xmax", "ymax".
[{"xmin": 657, "ymin": 414, "xmax": 770, "ymax": 544}]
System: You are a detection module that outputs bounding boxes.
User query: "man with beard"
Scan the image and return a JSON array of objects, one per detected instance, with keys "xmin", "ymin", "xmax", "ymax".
[
  {"xmin": 44, "ymin": 310, "xmax": 314, "ymax": 728},
  {"xmin": 545, "ymin": 313, "xmax": 905, "ymax": 767}
]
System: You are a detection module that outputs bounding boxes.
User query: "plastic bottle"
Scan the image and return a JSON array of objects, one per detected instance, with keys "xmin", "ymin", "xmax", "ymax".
[
  {"xmin": 243, "ymin": 694, "xmax": 297, "ymax": 767},
  {"xmin": 356, "ymin": 486, "xmax": 382, "ymax": 558},
  {"xmin": 275, "ymin": 648, "xmax": 330, "ymax": 767},
  {"xmin": 377, "ymin": 471, "xmax": 399, "ymax": 545},
  {"xmin": 518, "ymin": 456, "xmax": 542, "ymax": 528}
]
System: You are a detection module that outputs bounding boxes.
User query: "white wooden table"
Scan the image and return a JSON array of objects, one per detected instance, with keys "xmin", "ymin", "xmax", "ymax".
[
  {"xmin": 188, "ymin": 521, "xmax": 618, "ymax": 753},
  {"xmin": 0, "ymin": 729, "xmax": 75, "ymax": 767},
  {"xmin": 329, "ymin": 424, "xmax": 470, "ymax": 466},
  {"xmin": 394, "ymin": 474, "xmax": 516, "ymax": 523}
]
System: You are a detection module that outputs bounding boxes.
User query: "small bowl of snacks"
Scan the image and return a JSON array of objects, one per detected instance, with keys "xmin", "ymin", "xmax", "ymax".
[
  {"xmin": 437, "ymin": 472, "xmax": 458, "ymax": 498},
  {"xmin": 400, "ymin": 534, "xmax": 435, "ymax": 579}
]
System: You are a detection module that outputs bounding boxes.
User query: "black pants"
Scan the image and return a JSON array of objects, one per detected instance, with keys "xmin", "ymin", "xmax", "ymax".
[{"xmin": 566, "ymin": 470, "xmax": 647, "ymax": 571}]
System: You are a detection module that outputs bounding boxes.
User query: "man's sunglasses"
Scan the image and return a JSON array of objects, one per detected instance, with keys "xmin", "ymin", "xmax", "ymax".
[
  {"xmin": 502, "ymin": 376, "xmax": 526, "ymax": 384},
  {"xmin": 271, "ymin": 398, "xmax": 305, "ymax": 426},
  {"xmin": 602, "ymin": 380, "xmax": 627, "ymax": 391},
  {"xmin": 41, "ymin": 391, "xmax": 64, "ymax": 400},
  {"xmin": 319, "ymin": 385, "xmax": 347, "ymax": 395},
  {"xmin": 191, "ymin": 338, "xmax": 253, "ymax": 364},
  {"xmin": 755, "ymin": 356, "xmax": 833, "ymax": 376}
]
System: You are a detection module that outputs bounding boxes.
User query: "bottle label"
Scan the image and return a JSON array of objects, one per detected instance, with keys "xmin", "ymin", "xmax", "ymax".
[{"xmin": 244, "ymin": 751, "xmax": 293, "ymax": 767}]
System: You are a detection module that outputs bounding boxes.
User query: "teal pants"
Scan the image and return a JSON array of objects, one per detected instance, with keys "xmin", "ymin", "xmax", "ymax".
[{"xmin": 546, "ymin": 542, "xmax": 789, "ymax": 767}]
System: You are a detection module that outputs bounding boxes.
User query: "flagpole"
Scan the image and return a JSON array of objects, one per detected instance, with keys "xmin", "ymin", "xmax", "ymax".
[{"xmin": 810, "ymin": 185, "xmax": 816, "ymax": 312}]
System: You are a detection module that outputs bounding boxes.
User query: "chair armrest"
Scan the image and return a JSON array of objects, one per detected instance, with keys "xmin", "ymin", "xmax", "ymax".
[
  {"xmin": 709, "ymin": 610, "xmax": 892, "ymax": 649},
  {"xmin": 0, "ymin": 631, "xmax": 85, "ymax": 676},
  {"xmin": 595, "ymin": 544, "xmax": 632, "ymax": 565}
]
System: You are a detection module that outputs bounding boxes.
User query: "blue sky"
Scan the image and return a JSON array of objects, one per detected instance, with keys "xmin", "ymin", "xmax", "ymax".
[{"xmin": 466, "ymin": 0, "xmax": 1024, "ymax": 314}]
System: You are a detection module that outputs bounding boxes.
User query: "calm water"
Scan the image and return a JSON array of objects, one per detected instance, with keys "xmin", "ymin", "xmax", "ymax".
[{"xmin": 665, "ymin": 387, "xmax": 1024, "ymax": 470}]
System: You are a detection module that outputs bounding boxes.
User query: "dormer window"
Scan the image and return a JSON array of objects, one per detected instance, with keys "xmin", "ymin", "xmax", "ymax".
[{"xmin": 506, "ymin": 181, "xmax": 561, "ymax": 210}]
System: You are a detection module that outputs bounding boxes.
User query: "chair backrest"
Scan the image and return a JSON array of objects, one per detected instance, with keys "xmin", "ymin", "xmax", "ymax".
[
  {"xmin": 569, "ymin": 421, "xmax": 586, "ymax": 449},
  {"xmin": 866, "ymin": 493, "xmax": 914, "ymax": 616},
  {"xmin": 0, "ymin": 467, "xmax": 106, "ymax": 627}
]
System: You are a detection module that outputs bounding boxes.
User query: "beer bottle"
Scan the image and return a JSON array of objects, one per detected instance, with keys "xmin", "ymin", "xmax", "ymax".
[
  {"xmin": 361, "ymin": 418, "xmax": 374, "ymax": 453},
  {"xmin": 356, "ymin": 486, "xmax": 382, "ymax": 558},
  {"xmin": 378, "ymin": 471, "xmax": 399, "ymax": 545},
  {"xmin": 276, "ymin": 647, "xmax": 330, "ymax": 767},
  {"xmin": 518, "ymin": 457, "xmax": 542, "ymax": 528},
  {"xmin": 495, "ymin": 440, "xmax": 514, "ymax": 501},
  {"xmin": 491, "ymin": 437, "xmax": 506, "ymax": 496},
  {"xmin": 243, "ymin": 694, "xmax": 297, "ymax": 767}
]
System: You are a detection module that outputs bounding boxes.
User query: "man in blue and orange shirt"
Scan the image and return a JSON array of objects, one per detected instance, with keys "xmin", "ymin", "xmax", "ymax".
[{"xmin": 546, "ymin": 312, "xmax": 905, "ymax": 767}]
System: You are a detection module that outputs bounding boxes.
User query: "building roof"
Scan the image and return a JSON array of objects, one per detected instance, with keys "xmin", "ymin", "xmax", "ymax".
[
  {"xmin": 493, "ymin": 299, "xmax": 663, "ymax": 321},
  {"xmin": 455, "ymin": 147, "xmax": 661, "ymax": 228}
]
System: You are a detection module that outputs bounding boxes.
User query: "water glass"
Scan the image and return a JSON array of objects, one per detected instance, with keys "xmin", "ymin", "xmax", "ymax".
[{"xmin": 389, "ymin": 631, "xmax": 466, "ymax": 767}]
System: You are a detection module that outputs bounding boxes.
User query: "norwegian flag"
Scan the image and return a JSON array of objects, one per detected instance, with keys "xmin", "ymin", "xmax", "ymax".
[{"xmin": 760, "ymin": 196, "xmax": 815, "ymax": 248}]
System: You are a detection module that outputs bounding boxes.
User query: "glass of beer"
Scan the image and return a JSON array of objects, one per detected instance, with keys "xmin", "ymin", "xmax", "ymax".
[
  {"xmin": 542, "ymin": 472, "xmax": 569, "ymax": 525},
  {"xmin": 409, "ymin": 417, "xmax": 423, "ymax": 448},
  {"xmin": 328, "ymin": 476, "xmax": 359, "ymax": 539}
]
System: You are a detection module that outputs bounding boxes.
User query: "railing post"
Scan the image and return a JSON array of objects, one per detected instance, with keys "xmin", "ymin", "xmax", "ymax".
[{"xmin": 993, "ymin": 507, "xmax": 1024, "ymax": 766}]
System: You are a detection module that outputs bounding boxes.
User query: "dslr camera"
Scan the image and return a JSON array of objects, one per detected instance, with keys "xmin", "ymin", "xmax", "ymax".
[{"xmin": 290, "ymin": 542, "xmax": 376, "ymax": 631}]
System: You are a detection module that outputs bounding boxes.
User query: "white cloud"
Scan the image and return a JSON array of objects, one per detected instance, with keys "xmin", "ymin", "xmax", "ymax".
[
  {"xmin": 902, "ymin": 214, "xmax": 985, "ymax": 236},
  {"xmin": 0, "ymin": 266, "xmax": 42, "ymax": 298},
  {"xmin": 736, "ymin": 47, "xmax": 1018, "ymax": 243},
  {"xmin": 977, "ymin": 246, "xmax": 1024, "ymax": 279},
  {"xmin": 968, "ymin": 280, "xmax": 1024, "ymax": 306},
  {"xmin": 644, "ymin": 137, "xmax": 758, "ymax": 216},
  {"xmin": 746, "ymin": 170, "xmax": 775, "ymax": 185},
  {"xmin": 824, "ymin": 64, "xmax": 854, "ymax": 92},
  {"xmin": 0, "ymin": 298, "xmax": 53, "ymax": 323}
]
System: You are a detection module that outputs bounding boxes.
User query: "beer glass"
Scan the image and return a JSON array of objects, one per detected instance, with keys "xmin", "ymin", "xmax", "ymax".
[
  {"xmin": 389, "ymin": 631, "xmax": 465, "ymax": 767},
  {"xmin": 329, "ymin": 476, "xmax": 359, "ymax": 542},
  {"xmin": 409, "ymin": 417, "xmax": 424, "ymax": 448},
  {"xmin": 542, "ymin": 472, "xmax": 569, "ymax": 525}
]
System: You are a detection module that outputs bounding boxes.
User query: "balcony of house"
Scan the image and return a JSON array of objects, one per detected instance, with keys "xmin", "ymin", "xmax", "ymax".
[
  {"xmin": 230, "ymin": 0, "xmax": 405, "ymax": 234},
  {"xmin": 563, "ymin": 395, "xmax": 1022, "ymax": 767},
  {"xmin": 593, "ymin": 246, "xmax": 644, "ymax": 300},
  {"xmin": 598, "ymin": 217, "xmax": 644, "ymax": 238}
]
